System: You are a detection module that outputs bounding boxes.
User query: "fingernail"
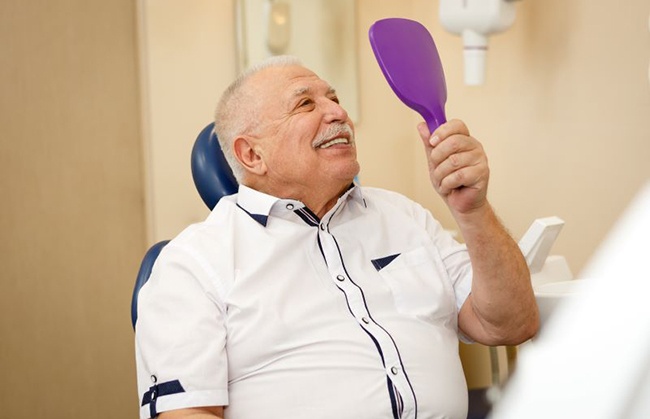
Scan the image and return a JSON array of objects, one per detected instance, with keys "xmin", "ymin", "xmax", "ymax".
[{"xmin": 429, "ymin": 136, "xmax": 440, "ymax": 146}]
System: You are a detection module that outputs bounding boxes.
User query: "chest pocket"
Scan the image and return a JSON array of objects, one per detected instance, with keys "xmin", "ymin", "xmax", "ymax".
[{"xmin": 373, "ymin": 246, "xmax": 456, "ymax": 323}]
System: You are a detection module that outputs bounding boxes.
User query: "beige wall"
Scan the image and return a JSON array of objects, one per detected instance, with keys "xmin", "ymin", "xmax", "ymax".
[
  {"xmin": 410, "ymin": 0, "xmax": 650, "ymax": 277},
  {"xmin": 0, "ymin": 1, "xmax": 145, "ymax": 418},
  {"xmin": 1, "ymin": 0, "xmax": 649, "ymax": 417},
  {"xmin": 139, "ymin": 0, "xmax": 237, "ymax": 243},
  {"xmin": 355, "ymin": 0, "xmax": 650, "ymax": 276}
]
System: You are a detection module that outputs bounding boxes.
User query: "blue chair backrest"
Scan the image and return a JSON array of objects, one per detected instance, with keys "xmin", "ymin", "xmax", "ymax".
[
  {"xmin": 191, "ymin": 122, "xmax": 239, "ymax": 210},
  {"xmin": 131, "ymin": 123, "xmax": 238, "ymax": 329},
  {"xmin": 131, "ymin": 240, "xmax": 170, "ymax": 328}
]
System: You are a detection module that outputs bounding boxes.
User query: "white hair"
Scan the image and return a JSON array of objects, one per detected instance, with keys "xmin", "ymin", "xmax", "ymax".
[{"xmin": 213, "ymin": 55, "xmax": 303, "ymax": 182}]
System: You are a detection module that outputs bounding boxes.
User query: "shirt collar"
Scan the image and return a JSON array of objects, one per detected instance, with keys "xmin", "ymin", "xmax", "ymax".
[
  {"xmin": 236, "ymin": 185, "xmax": 280, "ymax": 227},
  {"xmin": 343, "ymin": 182, "xmax": 366, "ymax": 207},
  {"xmin": 236, "ymin": 183, "xmax": 366, "ymax": 227}
]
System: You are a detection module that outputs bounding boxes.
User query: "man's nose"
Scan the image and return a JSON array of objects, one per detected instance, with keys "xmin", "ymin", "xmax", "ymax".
[{"xmin": 323, "ymin": 99, "xmax": 349, "ymax": 123}]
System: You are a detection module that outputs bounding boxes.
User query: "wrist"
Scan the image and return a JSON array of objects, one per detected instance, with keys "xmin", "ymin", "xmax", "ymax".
[{"xmin": 450, "ymin": 200, "xmax": 494, "ymax": 229}]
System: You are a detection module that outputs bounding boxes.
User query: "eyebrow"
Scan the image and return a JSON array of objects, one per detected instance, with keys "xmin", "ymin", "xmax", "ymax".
[{"xmin": 291, "ymin": 86, "xmax": 337, "ymax": 97}]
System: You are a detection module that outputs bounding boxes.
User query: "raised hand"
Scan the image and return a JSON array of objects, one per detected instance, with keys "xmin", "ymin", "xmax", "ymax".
[{"xmin": 417, "ymin": 119, "xmax": 490, "ymax": 215}]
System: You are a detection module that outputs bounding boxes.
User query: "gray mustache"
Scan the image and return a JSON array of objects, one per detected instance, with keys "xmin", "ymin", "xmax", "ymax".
[{"xmin": 313, "ymin": 123, "xmax": 355, "ymax": 148}]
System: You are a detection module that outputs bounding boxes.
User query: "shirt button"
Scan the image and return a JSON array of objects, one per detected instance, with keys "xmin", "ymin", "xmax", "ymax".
[
  {"xmin": 286, "ymin": 203, "xmax": 294, "ymax": 210},
  {"xmin": 336, "ymin": 275, "xmax": 345, "ymax": 282},
  {"xmin": 362, "ymin": 317, "xmax": 370, "ymax": 324},
  {"xmin": 320, "ymin": 224, "xmax": 326, "ymax": 231},
  {"xmin": 391, "ymin": 366, "xmax": 399, "ymax": 375}
]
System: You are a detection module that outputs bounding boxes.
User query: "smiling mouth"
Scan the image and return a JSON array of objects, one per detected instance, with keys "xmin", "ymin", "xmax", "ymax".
[
  {"xmin": 317, "ymin": 137, "xmax": 350, "ymax": 149},
  {"xmin": 312, "ymin": 123, "xmax": 355, "ymax": 149}
]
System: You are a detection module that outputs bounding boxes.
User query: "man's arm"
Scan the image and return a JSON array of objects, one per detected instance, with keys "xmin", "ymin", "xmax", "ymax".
[
  {"xmin": 418, "ymin": 120, "xmax": 539, "ymax": 346},
  {"xmin": 159, "ymin": 406, "xmax": 224, "ymax": 419}
]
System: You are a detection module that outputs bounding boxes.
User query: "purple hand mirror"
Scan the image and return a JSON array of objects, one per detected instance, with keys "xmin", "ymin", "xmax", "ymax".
[{"xmin": 369, "ymin": 18, "xmax": 447, "ymax": 133}]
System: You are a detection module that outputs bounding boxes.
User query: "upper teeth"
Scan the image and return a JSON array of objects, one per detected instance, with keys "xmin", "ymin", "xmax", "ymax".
[{"xmin": 319, "ymin": 138, "xmax": 348, "ymax": 149}]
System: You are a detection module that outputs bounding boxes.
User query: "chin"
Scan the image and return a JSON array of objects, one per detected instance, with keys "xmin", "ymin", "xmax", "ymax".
[{"xmin": 340, "ymin": 161, "xmax": 360, "ymax": 181}]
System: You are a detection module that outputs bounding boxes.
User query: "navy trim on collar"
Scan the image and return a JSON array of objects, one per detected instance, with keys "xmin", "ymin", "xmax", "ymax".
[
  {"xmin": 346, "ymin": 182, "xmax": 367, "ymax": 208},
  {"xmin": 294, "ymin": 207, "xmax": 320, "ymax": 227},
  {"xmin": 236, "ymin": 203, "xmax": 269, "ymax": 227},
  {"xmin": 235, "ymin": 183, "xmax": 366, "ymax": 228},
  {"xmin": 236, "ymin": 185, "xmax": 281, "ymax": 227}
]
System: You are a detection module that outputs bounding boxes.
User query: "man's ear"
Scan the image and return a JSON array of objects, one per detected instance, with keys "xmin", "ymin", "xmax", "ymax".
[{"xmin": 233, "ymin": 136, "xmax": 267, "ymax": 176}]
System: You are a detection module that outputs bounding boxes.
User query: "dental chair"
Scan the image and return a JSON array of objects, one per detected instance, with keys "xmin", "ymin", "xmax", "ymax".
[{"xmin": 131, "ymin": 122, "xmax": 238, "ymax": 329}]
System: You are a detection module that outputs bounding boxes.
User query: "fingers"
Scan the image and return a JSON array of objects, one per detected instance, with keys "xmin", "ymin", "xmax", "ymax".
[
  {"xmin": 435, "ymin": 156, "xmax": 488, "ymax": 195},
  {"xmin": 418, "ymin": 120, "xmax": 469, "ymax": 149},
  {"xmin": 419, "ymin": 119, "xmax": 488, "ymax": 195},
  {"xmin": 432, "ymin": 119, "xmax": 470, "ymax": 141}
]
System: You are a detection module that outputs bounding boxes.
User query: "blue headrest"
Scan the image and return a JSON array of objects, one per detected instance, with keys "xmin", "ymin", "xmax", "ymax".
[{"xmin": 191, "ymin": 123, "xmax": 239, "ymax": 210}]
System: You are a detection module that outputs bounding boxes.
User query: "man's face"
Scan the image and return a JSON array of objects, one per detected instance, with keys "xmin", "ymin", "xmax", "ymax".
[{"xmin": 244, "ymin": 65, "xmax": 359, "ymax": 195}]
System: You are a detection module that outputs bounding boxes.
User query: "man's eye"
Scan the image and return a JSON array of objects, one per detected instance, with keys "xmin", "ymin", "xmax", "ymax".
[
  {"xmin": 299, "ymin": 99, "xmax": 313, "ymax": 107},
  {"xmin": 330, "ymin": 96, "xmax": 340, "ymax": 104}
]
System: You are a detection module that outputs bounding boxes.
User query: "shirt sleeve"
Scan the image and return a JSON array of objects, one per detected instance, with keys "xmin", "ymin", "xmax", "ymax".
[
  {"xmin": 411, "ymin": 205, "xmax": 472, "ymax": 312},
  {"xmin": 437, "ymin": 239, "xmax": 472, "ymax": 313},
  {"xmin": 411, "ymin": 202, "xmax": 474, "ymax": 343},
  {"xmin": 135, "ymin": 241, "xmax": 229, "ymax": 419}
]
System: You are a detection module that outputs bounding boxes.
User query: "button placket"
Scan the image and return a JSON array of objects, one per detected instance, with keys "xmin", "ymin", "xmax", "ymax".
[{"xmin": 317, "ymin": 214, "xmax": 417, "ymax": 419}]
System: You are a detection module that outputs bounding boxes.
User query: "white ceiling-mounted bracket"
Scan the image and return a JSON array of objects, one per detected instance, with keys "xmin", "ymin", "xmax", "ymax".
[{"xmin": 439, "ymin": 0, "xmax": 520, "ymax": 85}]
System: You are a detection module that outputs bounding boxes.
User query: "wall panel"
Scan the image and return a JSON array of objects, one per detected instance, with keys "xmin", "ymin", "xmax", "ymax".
[{"xmin": 0, "ymin": 1, "xmax": 145, "ymax": 417}]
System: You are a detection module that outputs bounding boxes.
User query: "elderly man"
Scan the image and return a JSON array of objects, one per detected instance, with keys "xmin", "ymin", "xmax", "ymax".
[{"xmin": 135, "ymin": 56, "xmax": 538, "ymax": 419}]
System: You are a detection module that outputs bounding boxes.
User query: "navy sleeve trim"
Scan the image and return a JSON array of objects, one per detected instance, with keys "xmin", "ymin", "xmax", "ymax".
[{"xmin": 141, "ymin": 379, "xmax": 186, "ymax": 418}]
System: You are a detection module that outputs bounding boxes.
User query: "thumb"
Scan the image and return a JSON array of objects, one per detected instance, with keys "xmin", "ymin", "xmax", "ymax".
[{"xmin": 417, "ymin": 122, "xmax": 432, "ymax": 147}]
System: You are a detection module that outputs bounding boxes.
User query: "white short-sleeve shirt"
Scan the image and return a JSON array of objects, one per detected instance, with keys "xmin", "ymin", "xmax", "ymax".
[{"xmin": 135, "ymin": 185, "xmax": 473, "ymax": 419}]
